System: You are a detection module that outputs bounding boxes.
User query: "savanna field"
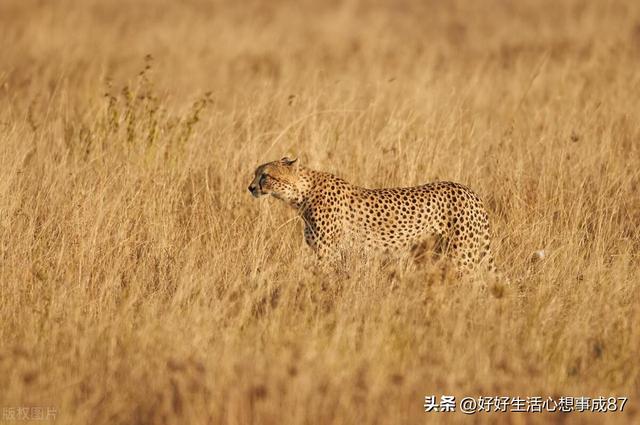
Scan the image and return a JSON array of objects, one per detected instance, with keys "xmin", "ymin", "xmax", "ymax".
[{"xmin": 1, "ymin": 0, "xmax": 639, "ymax": 424}]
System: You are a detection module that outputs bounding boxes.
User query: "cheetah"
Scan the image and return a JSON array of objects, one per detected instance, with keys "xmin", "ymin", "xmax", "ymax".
[{"xmin": 248, "ymin": 157, "xmax": 497, "ymax": 274}]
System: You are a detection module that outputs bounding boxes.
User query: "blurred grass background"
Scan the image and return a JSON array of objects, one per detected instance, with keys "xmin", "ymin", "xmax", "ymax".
[{"xmin": 0, "ymin": 0, "xmax": 639, "ymax": 424}]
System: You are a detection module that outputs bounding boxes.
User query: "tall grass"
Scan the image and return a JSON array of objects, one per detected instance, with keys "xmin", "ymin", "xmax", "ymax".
[{"xmin": 0, "ymin": 0, "xmax": 639, "ymax": 424}]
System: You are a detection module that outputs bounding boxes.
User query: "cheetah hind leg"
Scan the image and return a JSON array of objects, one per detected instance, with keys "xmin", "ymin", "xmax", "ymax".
[
  {"xmin": 438, "ymin": 236, "xmax": 511, "ymax": 290},
  {"xmin": 468, "ymin": 248, "xmax": 512, "ymax": 296}
]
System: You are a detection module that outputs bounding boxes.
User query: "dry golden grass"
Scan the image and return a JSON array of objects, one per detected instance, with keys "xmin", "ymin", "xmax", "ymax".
[{"xmin": 1, "ymin": 0, "xmax": 639, "ymax": 424}]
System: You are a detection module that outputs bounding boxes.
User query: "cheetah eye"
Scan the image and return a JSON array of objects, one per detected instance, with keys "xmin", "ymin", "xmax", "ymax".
[{"xmin": 259, "ymin": 174, "xmax": 268, "ymax": 185}]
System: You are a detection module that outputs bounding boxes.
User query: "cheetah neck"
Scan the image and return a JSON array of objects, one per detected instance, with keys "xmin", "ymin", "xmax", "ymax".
[
  {"xmin": 286, "ymin": 167, "xmax": 318, "ymax": 210},
  {"xmin": 291, "ymin": 167, "xmax": 351, "ymax": 211}
]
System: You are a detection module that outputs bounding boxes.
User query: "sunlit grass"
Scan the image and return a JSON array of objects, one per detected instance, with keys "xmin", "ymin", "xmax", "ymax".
[{"xmin": 0, "ymin": 0, "xmax": 639, "ymax": 424}]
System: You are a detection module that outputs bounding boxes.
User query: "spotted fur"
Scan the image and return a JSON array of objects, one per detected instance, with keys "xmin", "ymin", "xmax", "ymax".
[{"xmin": 248, "ymin": 157, "xmax": 497, "ymax": 273}]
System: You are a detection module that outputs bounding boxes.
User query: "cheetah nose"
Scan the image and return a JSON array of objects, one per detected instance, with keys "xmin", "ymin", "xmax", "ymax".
[{"xmin": 248, "ymin": 185, "xmax": 253, "ymax": 193}]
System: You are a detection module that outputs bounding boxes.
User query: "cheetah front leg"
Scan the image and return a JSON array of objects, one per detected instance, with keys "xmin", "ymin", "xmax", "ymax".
[{"xmin": 303, "ymin": 222, "xmax": 345, "ymax": 265}]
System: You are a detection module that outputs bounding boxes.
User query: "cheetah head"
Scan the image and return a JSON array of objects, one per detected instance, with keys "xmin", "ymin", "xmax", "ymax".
[{"xmin": 248, "ymin": 157, "xmax": 307, "ymax": 205}]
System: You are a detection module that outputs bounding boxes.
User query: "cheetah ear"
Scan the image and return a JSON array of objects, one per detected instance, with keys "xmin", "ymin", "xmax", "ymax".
[{"xmin": 281, "ymin": 157, "xmax": 298, "ymax": 166}]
